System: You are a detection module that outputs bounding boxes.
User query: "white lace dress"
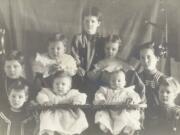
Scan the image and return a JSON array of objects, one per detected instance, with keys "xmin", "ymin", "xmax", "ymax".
[
  {"xmin": 33, "ymin": 53, "xmax": 77, "ymax": 77},
  {"xmin": 36, "ymin": 88, "xmax": 88, "ymax": 134},
  {"xmin": 94, "ymin": 86, "xmax": 141, "ymax": 135}
]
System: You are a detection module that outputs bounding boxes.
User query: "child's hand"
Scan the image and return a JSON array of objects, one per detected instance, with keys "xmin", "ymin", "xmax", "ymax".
[
  {"xmin": 77, "ymin": 67, "xmax": 86, "ymax": 77},
  {"xmin": 55, "ymin": 63, "xmax": 64, "ymax": 71},
  {"xmin": 49, "ymin": 64, "xmax": 64, "ymax": 74}
]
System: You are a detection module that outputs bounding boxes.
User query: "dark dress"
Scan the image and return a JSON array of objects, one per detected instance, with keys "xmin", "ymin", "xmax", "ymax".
[
  {"xmin": 156, "ymin": 105, "xmax": 180, "ymax": 135},
  {"xmin": 71, "ymin": 32, "xmax": 105, "ymax": 135},
  {"xmin": 0, "ymin": 106, "xmax": 36, "ymax": 135},
  {"xmin": 139, "ymin": 70, "xmax": 164, "ymax": 134},
  {"xmin": 71, "ymin": 32, "xmax": 105, "ymax": 103}
]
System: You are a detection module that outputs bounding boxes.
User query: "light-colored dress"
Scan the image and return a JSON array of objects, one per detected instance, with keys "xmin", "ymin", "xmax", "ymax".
[
  {"xmin": 88, "ymin": 58, "xmax": 133, "ymax": 84},
  {"xmin": 36, "ymin": 88, "xmax": 88, "ymax": 135},
  {"xmin": 33, "ymin": 53, "xmax": 77, "ymax": 77},
  {"xmin": 94, "ymin": 86, "xmax": 141, "ymax": 135},
  {"xmin": 94, "ymin": 58, "xmax": 132, "ymax": 73}
]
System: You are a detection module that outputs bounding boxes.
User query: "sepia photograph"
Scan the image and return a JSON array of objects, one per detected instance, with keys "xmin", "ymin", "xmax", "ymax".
[{"xmin": 0, "ymin": 0, "xmax": 180, "ymax": 135}]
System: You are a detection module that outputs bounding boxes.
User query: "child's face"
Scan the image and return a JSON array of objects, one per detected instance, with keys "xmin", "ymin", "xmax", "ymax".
[
  {"xmin": 53, "ymin": 76, "xmax": 72, "ymax": 96},
  {"xmin": 8, "ymin": 89, "xmax": 27, "ymax": 110},
  {"xmin": 110, "ymin": 72, "xmax": 126, "ymax": 89},
  {"xmin": 159, "ymin": 85, "xmax": 176, "ymax": 106},
  {"xmin": 105, "ymin": 42, "xmax": 119, "ymax": 58},
  {"xmin": 140, "ymin": 48, "xmax": 159, "ymax": 71},
  {"xmin": 48, "ymin": 41, "xmax": 65, "ymax": 59},
  {"xmin": 83, "ymin": 16, "xmax": 100, "ymax": 35},
  {"xmin": 4, "ymin": 60, "xmax": 23, "ymax": 79}
]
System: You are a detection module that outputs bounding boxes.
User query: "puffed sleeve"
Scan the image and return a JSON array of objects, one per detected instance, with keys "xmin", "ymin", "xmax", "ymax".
[
  {"xmin": 57, "ymin": 54, "xmax": 78, "ymax": 76},
  {"xmin": 125, "ymin": 86, "xmax": 141, "ymax": 104},
  {"xmin": 36, "ymin": 88, "xmax": 51, "ymax": 105},
  {"xmin": 72, "ymin": 90, "xmax": 87, "ymax": 105},
  {"xmin": 93, "ymin": 87, "xmax": 107, "ymax": 105}
]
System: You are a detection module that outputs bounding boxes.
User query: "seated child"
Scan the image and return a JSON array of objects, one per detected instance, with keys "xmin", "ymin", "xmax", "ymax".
[
  {"xmin": 152, "ymin": 77, "xmax": 180, "ymax": 135},
  {"xmin": 94, "ymin": 69, "xmax": 142, "ymax": 135},
  {"xmin": 33, "ymin": 33, "xmax": 77, "ymax": 88},
  {"xmin": 0, "ymin": 80, "xmax": 36, "ymax": 135},
  {"xmin": 87, "ymin": 34, "xmax": 132, "ymax": 85},
  {"xmin": 36, "ymin": 71, "xmax": 88, "ymax": 135},
  {"xmin": 0, "ymin": 50, "xmax": 30, "ymax": 108}
]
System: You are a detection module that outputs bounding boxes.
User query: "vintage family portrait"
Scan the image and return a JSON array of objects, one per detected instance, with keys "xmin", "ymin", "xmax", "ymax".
[{"xmin": 0, "ymin": 0, "xmax": 180, "ymax": 135}]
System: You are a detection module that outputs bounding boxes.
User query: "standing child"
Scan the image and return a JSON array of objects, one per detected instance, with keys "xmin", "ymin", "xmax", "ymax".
[
  {"xmin": 94, "ymin": 69, "xmax": 143, "ymax": 135},
  {"xmin": 71, "ymin": 6, "xmax": 105, "ymax": 101},
  {"xmin": 0, "ymin": 50, "xmax": 29, "ymax": 109},
  {"xmin": 0, "ymin": 80, "xmax": 36, "ymax": 135},
  {"xmin": 36, "ymin": 71, "xmax": 88, "ymax": 135},
  {"xmin": 33, "ymin": 33, "xmax": 77, "ymax": 89},
  {"xmin": 138, "ymin": 42, "xmax": 166, "ymax": 131}
]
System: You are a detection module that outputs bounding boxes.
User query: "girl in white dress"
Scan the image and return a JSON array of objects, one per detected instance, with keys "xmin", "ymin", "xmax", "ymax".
[
  {"xmin": 87, "ymin": 34, "xmax": 132, "ymax": 85},
  {"xmin": 94, "ymin": 69, "xmax": 142, "ymax": 135},
  {"xmin": 32, "ymin": 33, "xmax": 77, "ymax": 88},
  {"xmin": 36, "ymin": 71, "xmax": 88, "ymax": 135}
]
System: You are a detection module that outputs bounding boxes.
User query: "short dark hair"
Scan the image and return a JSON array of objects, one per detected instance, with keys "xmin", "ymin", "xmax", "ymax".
[
  {"xmin": 138, "ymin": 41, "xmax": 168, "ymax": 59},
  {"xmin": 7, "ymin": 80, "xmax": 29, "ymax": 97},
  {"xmin": 48, "ymin": 33, "xmax": 67, "ymax": 46},
  {"xmin": 5, "ymin": 50, "xmax": 24, "ymax": 65},
  {"xmin": 105, "ymin": 34, "xmax": 122, "ymax": 45},
  {"xmin": 82, "ymin": 6, "xmax": 102, "ymax": 22}
]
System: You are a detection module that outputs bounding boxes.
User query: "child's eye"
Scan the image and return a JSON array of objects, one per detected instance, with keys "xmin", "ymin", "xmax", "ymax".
[
  {"xmin": 166, "ymin": 91, "xmax": 170, "ymax": 94},
  {"xmin": 91, "ymin": 20, "xmax": 95, "ymax": 23},
  {"xmin": 56, "ymin": 47, "xmax": 59, "ymax": 49},
  {"xmin": 19, "ymin": 96, "xmax": 23, "ymax": 99},
  {"xmin": 147, "ymin": 56, "xmax": 151, "ymax": 59},
  {"xmin": 13, "ymin": 65, "xmax": 18, "ymax": 68}
]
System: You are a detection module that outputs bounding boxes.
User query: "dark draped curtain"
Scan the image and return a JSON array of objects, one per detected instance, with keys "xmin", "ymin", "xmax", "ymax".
[{"xmin": 0, "ymin": 0, "xmax": 180, "ymax": 81}]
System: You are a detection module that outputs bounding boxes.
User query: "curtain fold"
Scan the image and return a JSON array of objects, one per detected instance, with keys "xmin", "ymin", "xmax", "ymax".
[{"xmin": 0, "ymin": 0, "xmax": 180, "ymax": 80}]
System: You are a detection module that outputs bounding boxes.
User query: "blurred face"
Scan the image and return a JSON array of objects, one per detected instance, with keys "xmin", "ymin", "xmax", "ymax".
[
  {"xmin": 48, "ymin": 41, "xmax": 66, "ymax": 59},
  {"xmin": 105, "ymin": 42, "xmax": 119, "ymax": 58},
  {"xmin": 4, "ymin": 60, "xmax": 23, "ymax": 79},
  {"xmin": 53, "ymin": 76, "xmax": 72, "ymax": 96},
  {"xmin": 159, "ymin": 85, "xmax": 175, "ymax": 106},
  {"xmin": 8, "ymin": 89, "xmax": 27, "ymax": 110},
  {"xmin": 83, "ymin": 16, "xmax": 100, "ymax": 35},
  {"xmin": 110, "ymin": 71, "xmax": 126, "ymax": 89},
  {"xmin": 140, "ymin": 48, "xmax": 159, "ymax": 71}
]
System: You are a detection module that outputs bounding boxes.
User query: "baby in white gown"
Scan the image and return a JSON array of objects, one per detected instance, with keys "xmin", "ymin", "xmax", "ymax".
[
  {"xmin": 94, "ymin": 69, "xmax": 142, "ymax": 135},
  {"xmin": 36, "ymin": 71, "xmax": 88, "ymax": 135}
]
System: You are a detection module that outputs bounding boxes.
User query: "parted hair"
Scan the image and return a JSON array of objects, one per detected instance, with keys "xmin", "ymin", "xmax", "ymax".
[
  {"xmin": 7, "ymin": 80, "xmax": 29, "ymax": 97},
  {"xmin": 48, "ymin": 33, "xmax": 67, "ymax": 46},
  {"xmin": 82, "ymin": 6, "xmax": 102, "ymax": 22},
  {"xmin": 5, "ymin": 50, "xmax": 24, "ymax": 65}
]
